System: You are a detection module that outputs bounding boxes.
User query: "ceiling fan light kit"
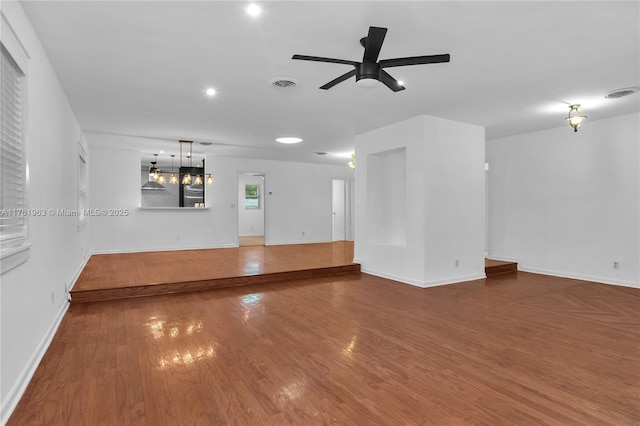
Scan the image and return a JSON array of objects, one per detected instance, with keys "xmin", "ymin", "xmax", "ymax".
[{"xmin": 292, "ymin": 26, "xmax": 450, "ymax": 92}]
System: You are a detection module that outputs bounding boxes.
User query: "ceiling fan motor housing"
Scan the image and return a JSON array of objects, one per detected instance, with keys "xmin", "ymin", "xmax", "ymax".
[{"xmin": 356, "ymin": 62, "xmax": 381, "ymax": 81}]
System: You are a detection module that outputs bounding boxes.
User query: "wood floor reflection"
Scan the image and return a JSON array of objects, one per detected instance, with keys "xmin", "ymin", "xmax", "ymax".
[{"xmin": 9, "ymin": 272, "xmax": 640, "ymax": 425}]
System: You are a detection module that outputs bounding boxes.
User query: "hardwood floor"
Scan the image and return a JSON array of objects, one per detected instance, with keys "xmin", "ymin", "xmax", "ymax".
[
  {"xmin": 9, "ymin": 272, "xmax": 640, "ymax": 425},
  {"xmin": 239, "ymin": 236, "xmax": 265, "ymax": 246}
]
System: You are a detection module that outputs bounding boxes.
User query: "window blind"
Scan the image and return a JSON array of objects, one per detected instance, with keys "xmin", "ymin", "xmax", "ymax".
[{"xmin": 1, "ymin": 45, "xmax": 27, "ymax": 249}]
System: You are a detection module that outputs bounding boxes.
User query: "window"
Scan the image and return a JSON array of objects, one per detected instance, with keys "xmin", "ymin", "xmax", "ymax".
[
  {"xmin": 1, "ymin": 44, "xmax": 27, "ymax": 250},
  {"xmin": 78, "ymin": 144, "xmax": 88, "ymax": 228},
  {"xmin": 244, "ymin": 184, "xmax": 260, "ymax": 209}
]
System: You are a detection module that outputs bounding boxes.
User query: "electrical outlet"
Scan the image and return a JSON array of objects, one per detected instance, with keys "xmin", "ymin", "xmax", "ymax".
[
  {"xmin": 613, "ymin": 261, "xmax": 620, "ymax": 269},
  {"xmin": 455, "ymin": 260, "xmax": 459, "ymax": 268},
  {"xmin": 302, "ymin": 231, "xmax": 305, "ymax": 236}
]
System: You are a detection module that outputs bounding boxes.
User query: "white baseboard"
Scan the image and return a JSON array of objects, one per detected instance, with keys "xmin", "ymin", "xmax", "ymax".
[
  {"xmin": 485, "ymin": 254, "xmax": 521, "ymax": 263},
  {"xmin": 91, "ymin": 243, "xmax": 235, "ymax": 255},
  {"xmin": 1, "ymin": 300, "xmax": 69, "ymax": 425},
  {"xmin": 361, "ymin": 267, "xmax": 486, "ymax": 288},
  {"xmin": 67, "ymin": 253, "xmax": 91, "ymax": 292},
  {"xmin": 266, "ymin": 239, "xmax": 332, "ymax": 246},
  {"xmin": 519, "ymin": 266, "xmax": 640, "ymax": 288}
]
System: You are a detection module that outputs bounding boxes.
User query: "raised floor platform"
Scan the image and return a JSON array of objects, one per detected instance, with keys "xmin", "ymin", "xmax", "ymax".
[
  {"xmin": 485, "ymin": 258, "xmax": 518, "ymax": 276},
  {"xmin": 72, "ymin": 241, "xmax": 359, "ymax": 303}
]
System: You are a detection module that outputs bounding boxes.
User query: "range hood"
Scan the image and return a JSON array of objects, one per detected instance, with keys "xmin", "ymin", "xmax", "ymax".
[{"xmin": 141, "ymin": 180, "xmax": 165, "ymax": 190}]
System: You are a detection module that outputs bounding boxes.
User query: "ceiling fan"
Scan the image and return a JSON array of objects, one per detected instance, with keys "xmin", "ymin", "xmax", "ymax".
[{"xmin": 292, "ymin": 26, "xmax": 450, "ymax": 92}]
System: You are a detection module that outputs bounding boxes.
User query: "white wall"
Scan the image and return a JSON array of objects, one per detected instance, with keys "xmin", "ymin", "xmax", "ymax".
[
  {"xmin": 87, "ymin": 133, "xmax": 354, "ymax": 252},
  {"xmin": 354, "ymin": 115, "xmax": 486, "ymax": 287},
  {"xmin": 237, "ymin": 174, "xmax": 264, "ymax": 237},
  {"xmin": 487, "ymin": 113, "xmax": 640, "ymax": 287},
  {"xmin": 0, "ymin": 3, "xmax": 90, "ymax": 422}
]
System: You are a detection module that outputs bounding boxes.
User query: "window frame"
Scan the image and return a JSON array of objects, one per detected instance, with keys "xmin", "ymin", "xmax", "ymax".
[
  {"xmin": 244, "ymin": 184, "xmax": 261, "ymax": 209},
  {"xmin": 0, "ymin": 16, "xmax": 31, "ymax": 274}
]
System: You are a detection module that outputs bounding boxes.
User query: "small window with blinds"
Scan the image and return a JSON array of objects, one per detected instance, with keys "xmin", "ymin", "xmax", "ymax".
[
  {"xmin": 1, "ymin": 45, "xmax": 27, "ymax": 250},
  {"xmin": 78, "ymin": 145, "xmax": 88, "ymax": 228}
]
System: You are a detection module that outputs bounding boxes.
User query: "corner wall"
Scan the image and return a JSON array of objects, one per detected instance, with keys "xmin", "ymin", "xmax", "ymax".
[
  {"xmin": 354, "ymin": 115, "xmax": 485, "ymax": 287},
  {"xmin": 487, "ymin": 112, "xmax": 640, "ymax": 287},
  {"xmin": 1, "ymin": 3, "xmax": 90, "ymax": 422}
]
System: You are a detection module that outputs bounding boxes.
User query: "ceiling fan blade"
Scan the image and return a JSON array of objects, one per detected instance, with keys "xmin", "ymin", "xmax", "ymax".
[
  {"xmin": 362, "ymin": 26, "xmax": 387, "ymax": 63},
  {"xmin": 292, "ymin": 55, "xmax": 359, "ymax": 67},
  {"xmin": 379, "ymin": 70, "xmax": 405, "ymax": 92},
  {"xmin": 379, "ymin": 54, "xmax": 450, "ymax": 68},
  {"xmin": 320, "ymin": 69, "xmax": 356, "ymax": 90}
]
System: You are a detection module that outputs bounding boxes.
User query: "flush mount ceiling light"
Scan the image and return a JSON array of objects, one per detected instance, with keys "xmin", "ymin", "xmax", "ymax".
[
  {"xmin": 246, "ymin": 3, "xmax": 261, "ymax": 17},
  {"xmin": 565, "ymin": 104, "xmax": 587, "ymax": 132},
  {"xmin": 275, "ymin": 137, "xmax": 303, "ymax": 144},
  {"xmin": 348, "ymin": 154, "xmax": 356, "ymax": 170},
  {"xmin": 205, "ymin": 88, "xmax": 216, "ymax": 96}
]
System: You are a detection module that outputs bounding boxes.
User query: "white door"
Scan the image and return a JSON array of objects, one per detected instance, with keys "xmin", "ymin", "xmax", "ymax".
[{"xmin": 332, "ymin": 179, "xmax": 346, "ymax": 241}]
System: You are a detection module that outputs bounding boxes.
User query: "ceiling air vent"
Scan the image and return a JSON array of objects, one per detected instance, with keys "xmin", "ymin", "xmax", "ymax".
[
  {"xmin": 270, "ymin": 78, "xmax": 298, "ymax": 89},
  {"xmin": 605, "ymin": 87, "xmax": 639, "ymax": 99}
]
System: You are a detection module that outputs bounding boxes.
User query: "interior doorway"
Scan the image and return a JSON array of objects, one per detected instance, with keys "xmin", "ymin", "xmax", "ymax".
[
  {"xmin": 332, "ymin": 179, "xmax": 347, "ymax": 241},
  {"xmin": 238, "ymin": 173, "xmax": 265, "ymax": 246}
]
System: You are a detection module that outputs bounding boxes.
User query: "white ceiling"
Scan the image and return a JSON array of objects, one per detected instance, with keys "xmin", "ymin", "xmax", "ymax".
[{"xmin": 21, "ymin": 1, "xmax": 640, "ymax": 166}]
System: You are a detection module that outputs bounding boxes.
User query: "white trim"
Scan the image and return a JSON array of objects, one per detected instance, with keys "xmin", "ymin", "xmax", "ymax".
[
  {"xmin": 361, "ymin": 267, "xmax": 486, "ymax": 288},
  {"xmin": 0, "ymin": 11, "xmax": 30, "ymax": 72},
  {"xmin": 519, "ymin": 266, "xmax": 639, "ymax": 289},
  {"xmin": 91, "ymin": 243, "xmax": 235, "ymax": 255},
  {"xmin": 485, "ymin": 254, "xmax": 521, "ymax": 263},
  {"xmin": 422, "ymin": 273, "xmax": 487, "ymax": 287},
  {"xmin": 0, "ymin": 243, "xmax": 31, "ymax": 275},
  {"xmin": 67, "ymin": 253, "xmax": 91, "ymax": 292},
  {"xmin": 0, "ymin": 300, "xmax": 69, "ymax": 425},
  {"xmin": 265, "ymin": 239, "xmax": 332, "ymax": 246},
  {"xmin": 137, "ymin": 207, "xmax": 210, "ymax": 211}
]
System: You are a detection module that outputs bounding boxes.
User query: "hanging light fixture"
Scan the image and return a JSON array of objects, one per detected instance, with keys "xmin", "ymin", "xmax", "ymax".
[
  {"xmin": 169, "ymin": 154, "xmax": 179, "ymax": 184},
  {"xmin": 566, "ymin": 104, "xmax": 587, "ymax": 132},
  {"xmin": 155, "ymin": 152, "xmax": 166, "ymax": 184},
  {"xmin": 178, "ymin": 140, "xmax": 214, "ymax": 185},
  {"xmin": 141, "ymin": 154, "xmax": 166, "ymax": 190},
  {"xmin": 180, "ymin": 141, "xmax": 193, "ymax": 184},
  {"xmin": 348, "ymin": 153, "xmax": 356, "ymax": 169}
]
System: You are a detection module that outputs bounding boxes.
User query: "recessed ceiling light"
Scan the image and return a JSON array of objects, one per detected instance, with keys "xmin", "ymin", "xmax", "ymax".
[
  {"xmin": 276, "ymin": 137, "xmax": 303, "ymax": 144},
  {"xmin": 246, "ymin": 4, "xmax": 261, "ymax": 17},
  {"xmin": 205, "ymin": 88, "xmax": 216, "ymax": 96}
]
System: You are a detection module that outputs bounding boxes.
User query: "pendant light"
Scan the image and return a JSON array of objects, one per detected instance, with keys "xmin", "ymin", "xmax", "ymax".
[
  {"xmin": 180, "ymin": 141, "xmax": 193, "ymax": 185},
  {"xmin": 177, "ymin": 140, "xmax": 214, "ymax": 185},
  {"xmin": 169, "ymin": 154, "xmax": 179, "ymax": 184},
  {"xmin": 141, "ymin": 154, "xmax": 166, "ymax": 190}
]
